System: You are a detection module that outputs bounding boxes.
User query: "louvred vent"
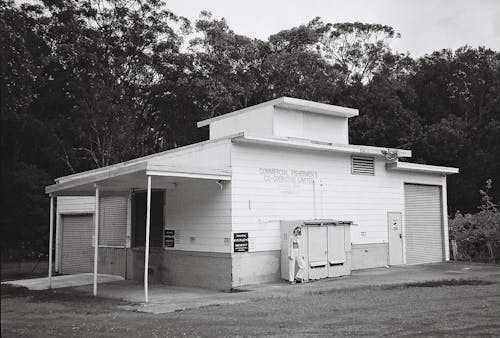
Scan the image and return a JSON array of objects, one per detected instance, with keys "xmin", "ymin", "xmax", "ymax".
[{"xmin": 351, "ymin": 156, "xmax": 375, "ymax": 175}]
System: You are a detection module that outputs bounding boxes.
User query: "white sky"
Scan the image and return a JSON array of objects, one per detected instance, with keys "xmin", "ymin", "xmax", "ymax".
[{"xmin": 166, "ymin": 0, "xmax": 500, "ymax": 57}]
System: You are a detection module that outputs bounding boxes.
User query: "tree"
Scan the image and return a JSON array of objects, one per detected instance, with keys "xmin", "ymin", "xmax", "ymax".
[
  {"xmin": 42, "ymin": 0, "xmax": 188, "ymax": 168},
  {"xmin": 319, "ymin": 22, "xmax": 400, "ymax": 84},
  {"xmin": 407, "ymin": 47, "xmax": 500, "ymax": 213},
  {"xmin": 262, "ymin": 18, "xmax": 340, "ymax": 102},
  {"xmin": 188, "ymin": 12, "xmax": 267, "ymax": 118},
  {"xmin": 348, "ymin": 71, "xmax": 422, "ymax": 149},
  {"xmin": 1, "ymin": 1, "xmax": 54, "ymax": 258}
]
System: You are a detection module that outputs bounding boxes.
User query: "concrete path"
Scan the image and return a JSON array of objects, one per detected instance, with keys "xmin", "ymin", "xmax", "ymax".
[
  {"xmin": 72, "ymin": 281, "xmax": 247, "ymax": 314},
  {"xmin": 2, "ymin": 273, "xmax": 124, "ymax": 290},
  {"xmin": 244, "ymin": 261, "xmax": 500, "ymax": 297},
  {"xmin": 71, "ymin": 262, "xmax": 500, "ymax": 314}
]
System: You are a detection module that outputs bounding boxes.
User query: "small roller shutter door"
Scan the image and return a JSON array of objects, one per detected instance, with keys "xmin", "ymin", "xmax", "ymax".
[
  {"xmin": 404, "ymin": 184, "xmax": 444, "ymax": 264},
  {"xmin": 99, "ymin": 196, "xmax": 127, "ymax": 246},
  {"xmin": 97, "ymin": 196, "xmax": 127, "ymax": 277},
  {"xmin": 61, "ymin": 214, "xmax": 93, "ymax": 274}
]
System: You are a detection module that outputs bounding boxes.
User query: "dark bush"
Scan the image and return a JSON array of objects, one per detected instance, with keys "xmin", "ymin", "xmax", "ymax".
[{"xmin": 449, "ymin": 179, "xmax": 500, "ymax": 263}]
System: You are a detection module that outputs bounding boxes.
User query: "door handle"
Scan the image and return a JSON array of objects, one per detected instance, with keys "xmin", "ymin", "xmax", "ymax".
[{"xmin": 399, "ymin": 234, "xmax": 402, "ymax": 239}]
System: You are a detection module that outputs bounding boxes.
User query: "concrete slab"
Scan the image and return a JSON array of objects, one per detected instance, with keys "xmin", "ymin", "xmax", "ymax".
[
  {"xmin": 1, "ymin": 273, "xmax": 124, "ymax": 290},
  {"xmin": 243, "ymin": 261, "xmax": 500, "ymax": 297},
  {"xmin": 72, "ymin": 281, "xmax": 246, "ymax": 314},
  {"xmin": 22, "ymin": 262, "xmax": 499, "ymax": 314}
]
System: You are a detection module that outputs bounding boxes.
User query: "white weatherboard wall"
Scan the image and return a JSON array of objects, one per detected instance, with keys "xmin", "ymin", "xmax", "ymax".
[
  {"xmin": 273, "ymin": 107, "xmax": 349, "ymax": 144},
  {"xmin": 164, "ymin": 179, "xmax": 232, "ymax": 253},
  {"xmin": 230, "ymin": 142, "xmax": 444, "ymax": 263},
  {"xmin": 208, "ymin": 106, "xmax": 274, "ymax": 140},
  {"xmin": 160, "ymin": 139, "xmax": 232, "ymax": 253},
  {"xmin": 206, "ymin": 105, "xmax": 349, "ymax": 145},
  {"xmin": 58, "ymin": 196, "xmax": 95, "ymax": 214},
  {"xmin": 150, "ymin": 138, "xmax": 231, "ymax": 171}
]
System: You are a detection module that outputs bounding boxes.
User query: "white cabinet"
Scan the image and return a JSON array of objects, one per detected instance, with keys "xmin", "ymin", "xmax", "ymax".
[
  {"xmin": 307, "ymin": 226, "xmax": 328, "ymax": 279},
  {"xmin": 280, "ymin": 220, "xmax": 352, "ymax": 281},
  {"xmin": 327, "ymin": 224, "xmax": 351, "ymax": 277}
]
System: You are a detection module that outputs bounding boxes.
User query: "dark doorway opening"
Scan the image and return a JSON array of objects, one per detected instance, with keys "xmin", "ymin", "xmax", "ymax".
[{"xmin": 132, "ymin": 191, "xmax": 164, "ymax": 247}]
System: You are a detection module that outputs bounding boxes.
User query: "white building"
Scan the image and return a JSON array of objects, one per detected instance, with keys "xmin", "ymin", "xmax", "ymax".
[{"xmin": 45, "ymin": 97, "xmax": 458, "ymax": 298}]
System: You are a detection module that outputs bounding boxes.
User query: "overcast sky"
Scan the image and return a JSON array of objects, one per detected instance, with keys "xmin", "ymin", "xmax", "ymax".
[{"xmin": 167, "ymin": 0, "xmax": 500, "ymax": 57}]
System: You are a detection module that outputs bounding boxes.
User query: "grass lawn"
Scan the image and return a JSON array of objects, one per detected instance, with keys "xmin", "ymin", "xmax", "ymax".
[{"xmin": 2, "ymin": 279, "xmax": 499, "ymax": 337}]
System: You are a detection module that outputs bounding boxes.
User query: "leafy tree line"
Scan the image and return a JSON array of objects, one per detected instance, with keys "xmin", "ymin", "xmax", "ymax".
[{"xmin": 1, "ymin": 0, "xmax": 499, "ymax": 260}]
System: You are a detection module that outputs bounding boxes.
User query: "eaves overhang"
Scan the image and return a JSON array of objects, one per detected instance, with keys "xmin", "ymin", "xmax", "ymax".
[
  {"xmin": 232, "ymin": 134, "xmax": 412, "ymax": 158},
  {"xmin": 386, "ymin": 161, "xmax": 459, "ymax": 175},
  {"xmin": 197, "ymin": 97, "xmax": 359, "ymax": 128}
]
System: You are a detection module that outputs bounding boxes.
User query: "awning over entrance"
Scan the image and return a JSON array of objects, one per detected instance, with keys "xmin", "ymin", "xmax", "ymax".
[{"xmin": 45, "ymin": 162, "xmax": 231, "ymax": 196}]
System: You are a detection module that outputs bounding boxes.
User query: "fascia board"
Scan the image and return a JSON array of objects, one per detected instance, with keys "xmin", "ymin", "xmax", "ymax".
[{"xmin": 277, "ymin": 97, "xmax": 358, "ymax": 118}]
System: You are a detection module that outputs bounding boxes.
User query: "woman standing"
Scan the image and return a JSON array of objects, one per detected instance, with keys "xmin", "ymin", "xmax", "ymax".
[{"xmin": 288, "ymin": 226, "xmax": 307, "ymax": 283}]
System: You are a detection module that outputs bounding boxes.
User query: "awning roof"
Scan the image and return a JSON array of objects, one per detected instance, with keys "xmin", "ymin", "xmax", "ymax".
[{"xmin": 46, "ymin": 162, "xmax": 231, "ymax": 196}]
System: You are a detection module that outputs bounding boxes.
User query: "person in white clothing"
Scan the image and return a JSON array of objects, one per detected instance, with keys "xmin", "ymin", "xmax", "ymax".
[{"xmin": 288, "ymin": 226, "xmax": 307, "ymax": 283}]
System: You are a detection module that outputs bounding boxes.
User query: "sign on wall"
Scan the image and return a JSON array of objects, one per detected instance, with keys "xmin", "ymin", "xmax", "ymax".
[
  {"xmin": 233, "ymin": 232, "xmax": 249, "ymax": 252},
  {"xmin": 258, "ymin": 168, "xmax": 318, "ymax": 184},
  {"xmin": 164, "ymin": 229, "xmax": 175, "ymax": 248},
  {"xmin": 258, "ymin": 168, "xmax": 319, "ymax": 194}
]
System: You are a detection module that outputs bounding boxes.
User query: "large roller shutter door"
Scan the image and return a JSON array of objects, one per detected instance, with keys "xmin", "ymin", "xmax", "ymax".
[
  {"xmin": 61, "ymin": 214, "xmax": 93, "ymax": 274},
  {"xmin": 404, "ymin": 184, "xmax": 444, "ymax": 264}
]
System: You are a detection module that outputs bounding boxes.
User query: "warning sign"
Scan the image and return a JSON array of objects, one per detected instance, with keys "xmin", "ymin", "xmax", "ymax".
[
  {"xmin": 233, "ymin": 233, "xmax": 249, "ymax": 252},
  {"xmin": 164, "ymin": 229, "xmax": 175, "ymax": 248}
]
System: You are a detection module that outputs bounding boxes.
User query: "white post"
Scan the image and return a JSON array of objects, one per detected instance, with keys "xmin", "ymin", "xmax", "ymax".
[
  {"xmin": 93, "ymin": 184, "xmax": 100, "ymax": 296},
  {"xmin": 125, "ymin": 190, "xmax": 132, "ymax": 248},
  {"xmin": 144, "ymin": 175, "xmax": 152, "ymax": 303},
  {"xmin": 55, "ymin": 213, "xmax": 61, "ymax": 272},
  {"xmin": 312, "ymin": 179, "xmax": 317, "ymax": 219},
  {"xmin": 442, "ymin": 175, "xmax": 450, "ymax": 261},
  {"xmin": 48, "ymin": 195, "xmax": 54, "ymax": 288}
]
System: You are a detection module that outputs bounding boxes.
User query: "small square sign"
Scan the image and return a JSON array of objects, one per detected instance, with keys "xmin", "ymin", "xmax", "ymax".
[
  {"xmin": 164, "ymin": 229, "xmax": 175, "ymax": 248},
  {"xmin": 233, "ymin": 232, "xmax": 249, "ymax": 252}
]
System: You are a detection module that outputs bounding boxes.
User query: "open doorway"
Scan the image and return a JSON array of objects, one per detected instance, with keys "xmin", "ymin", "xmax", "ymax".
[{"xmin": 132, "ymin": 191, "xmax": 164, "ymax": 247}]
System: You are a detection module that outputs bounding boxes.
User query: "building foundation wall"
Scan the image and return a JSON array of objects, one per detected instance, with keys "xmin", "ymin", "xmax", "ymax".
[
  {"xmin": 351, "ymin": 243, "xmax": 388, "ymax": 270},
  {"xmin": 161, "ymin": 250, "xmax": 232, "ymax": 290},
  {"xmin": 232, "ymin": 250, "xmax": 281, "ymax": 287},
  {"xmin": 126, "ymin": 248, "xmax": 163, "ymax": 282}
]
